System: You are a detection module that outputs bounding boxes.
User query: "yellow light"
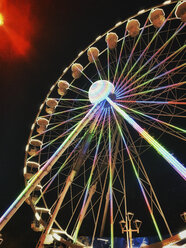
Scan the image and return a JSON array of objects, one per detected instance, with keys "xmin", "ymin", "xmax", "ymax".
[
  {"xmin": 35, "ymin": 212, "xmax": 41, "ymax": 221},
  {"xmin": 0, "ymin": 13, "xmax": 4, "ymax": 26},
  {"xmin": 179, "ymin": 230, "xmax": 186, "ymax": 239},
  {"xmin": 52, "ymin": 233, "xmax": 61, "ymax": 242}
]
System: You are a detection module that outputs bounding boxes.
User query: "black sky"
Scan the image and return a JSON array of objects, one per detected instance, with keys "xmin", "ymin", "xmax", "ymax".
[{"xmin": 0, "ymin": 0, "xmax": 185, "ymax": 247}]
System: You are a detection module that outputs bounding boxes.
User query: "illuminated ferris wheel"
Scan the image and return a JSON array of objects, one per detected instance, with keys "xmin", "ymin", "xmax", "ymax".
[{"xmin": 0, "ymin": 1, "xmax": 186, "ymax": 248}]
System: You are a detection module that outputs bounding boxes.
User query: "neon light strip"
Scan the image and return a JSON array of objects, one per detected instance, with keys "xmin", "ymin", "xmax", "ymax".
[
  {"xmin": 73, "ymin": 109, "xmax": 106, "ymax": 242},
  {"xmin": 41, "ymin": 104, "xmax": 92, "ymax": 118},
  {"xmin": 76, "ymin": 65, "xmax": 94, "ymax": 84},
  {"xmin": 35, "ymin": 128, "xmax": 91, "ymax": 205},
  {"xmin": 107, "ymin": 98, "xmax": 186, "ymax": 180},
  {"xmin": 27, "ymin": 123, "xmax": 79, "ymax": 162},
  {"xmin": 113, "ymin": 28, "xmax": 127, "ymax": 84},
  {"xmin": 31, "ymin": 109, "xmax": 89, "ymax": 140},
  {"xmin": 108, "ymin": 109, "xmax": 114, "ymax": 248},
  {"xmin": 118, "ymin": 81, "xmax": 185, "ymax": 100},
  {"xmin": 118, "ymin": 22, "xmax": 186, "ymax": 92},
  {"xmin": 0, "ymin": 103, "xmax": 99, "ymax": 230},
  {"xmin": 116, "ymin": 16, "xmax": 150, "ymax": 87},
  {"xmin": 117, "ymin": 64, "xmax": 186, "ymax": 98},
  {"xmin": 60, "ymin": 98, "xmax": 89, "ymax": 101},
  {"xmin": 89, "ymin": 49, "xmax": 103, "ymax": 80},
  {"xmin": 116, "ymin": 100, "xmax": 186, "ymax": 105},
  {"xmin": 117, "ymin": 103, "xmax": 186, "ymax": 133},
  {"xmin": 70, "ymin": 84, "xmax": 89, "ymax": 93},
  {"xmin": 116, "ymin": 44, "xmax": 186, "ymax": 96},
  {"xmin": 107, "ymin": 47, "xmax": 110, "ymax": 81},
  {"xmin": 112, "ymin": 108, "xmax": 162, "ymax": 241},
  {"xmin": 117, "ymin": 8, "xmax": 179, "ymax": 90}
]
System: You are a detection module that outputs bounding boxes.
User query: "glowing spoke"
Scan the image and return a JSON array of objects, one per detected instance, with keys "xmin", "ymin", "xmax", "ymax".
[
  {"xmin": 27, "ymin": 122, "xmax": 79, "ymax": 161},
  {"xmin": 107, "ymin": 47, "xmax": 110, "ymax": 81},
  {"xmin": 34, "ymin": 128, "xmax": 91, "ymax": 205},
  {"xmin": 89, "ymin": 49, "xmax": 103, "ymax": 80},
  {"xmin": 118, "ymin": 81, "xmax": 186, "ymax": 100},
  {"xmin": 116, "ymin": 44, "xmax": 186, "ymax": 96},
  {"xmin": 113, "ymin": 28, "xmax": 127, "ymax": 84},
  {"xmin": 74, "ymin": 65, "xmax": 94, "ymax": 84},
  {"xmin": 118, "ymin": 22, "xmax": 186, "ymax": 91},
  {"xmin": 31, "ymin": 109, "xmax": 89, "ymax": 140},
  {"xmin": 0, "ymin": 103, "xmax": 100, "ymax": 231},
  {"xmin": 108, "ymin": 109, "xmax": 114, "ymax": 248},
  {"xmin": 116, "ymin": 100, "xmax": 186, "ymax": 105},
  {"xmin": 73, "ymin": 110, "xmax": 107, "ymax": 242},
  {"xmin": 118, "ymin": 103, "xmax": 186, "ymax": 134},
  {"xmin": 107, "ymin": 98, "xmax": 186, "ymax": 180},
  {"xmin": 116, "ymin": 16, "xmax": 150, "ymax": 88},
  {"xmin": 42, "ymin": 104, "xmax": 91, "ymax": 118},
  {"xmin": 70, "ymin": 84, "xmax": 89, "ymax": 94},
  {"xmin": 117, "ymin": 8, "xmax": 178, "ymax": 90},
  {"xmin": 111, "ymin": 108, "xmax": 163, "ymax": 241},
  {"xmin": 60, "ymin": 98, "xmax": 89, "ymax": 101}
]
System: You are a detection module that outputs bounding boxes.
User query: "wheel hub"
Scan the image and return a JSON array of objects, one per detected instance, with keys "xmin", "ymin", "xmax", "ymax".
[{"xmin": 88, "ymin": 80, "xmax": 115, "ymax": 104}]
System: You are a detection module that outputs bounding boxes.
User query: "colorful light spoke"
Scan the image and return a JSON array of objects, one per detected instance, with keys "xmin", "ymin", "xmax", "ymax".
[
  {"xmin": 89, "ymin": 49, "xmax": 103, "ymax": 80},
  {"xmin": 117, "ymin": 11, "xmax": 175, "ymax": 90},
  {"xmin": 116, "ymin": 15, "xmax": 150, "ymax": 88},
  {"xmin": 117, "ymin": 103, "xmax": 186, "ymax": 134},
  {"xmin": 116, "ymin": 100, "xmax": 186, "ymax": 105},
  {"xmin": 35, "ymin": 128, "xmax": 91, "ymax": 205},
  {"xmin": 118, "ymin": 81, "xmax": 186, "ymax": 100},
  {"xmin": 73, "ymin": 109, "xmax": 106, "ymax": 242},
  {"xmin": 117, "ymin": 64, "xmax": 186, "ymax": 98},
  {"xmin": 111, "ymin": 108, "xmax": 163, "ymax": 241},
  {"xmin": 115, "ymin": 44, "xmax": 186, "ymax": 96},
  {"xmin": 107, "ymin": 46, "xmax": 110, "ymax": 81},
  {"xmin": 108, "ymin": 109, "xmax": 114, "ymax": 248},
  {"xmin": 118, "ymin": 22, "xmax": 186, "ymax": 92},
  {"xmin": 113, "ymin": 28, "xmax": 127, "ymax": 84},
  {"xmin": 107, "ymin": 98, "xmax": 186, "ymax": 180},
  {"xmin": 0, "ymin": 103, "xmax": 99, "ymax": 230}
]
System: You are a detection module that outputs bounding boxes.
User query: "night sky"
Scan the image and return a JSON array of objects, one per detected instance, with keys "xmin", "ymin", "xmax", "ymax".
[{"xmin": 0, "ymin": 0, "xmax": 185, "ymax": 247}]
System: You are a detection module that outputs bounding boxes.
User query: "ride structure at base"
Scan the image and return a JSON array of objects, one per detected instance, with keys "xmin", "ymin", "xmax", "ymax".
[{"xmin": 0, "ymin": 1, "xmax": 186, "ymax": 248}]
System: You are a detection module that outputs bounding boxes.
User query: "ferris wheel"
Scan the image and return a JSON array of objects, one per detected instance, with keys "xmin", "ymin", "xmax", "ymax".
[{"xmin": 0, "ymin": 1, "xmax": 186, "ymax": 248}]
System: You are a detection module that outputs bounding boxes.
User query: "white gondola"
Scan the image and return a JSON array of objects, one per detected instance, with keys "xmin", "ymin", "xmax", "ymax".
[
  {"xmin": 71, "ymin": 63, "xmax": 83, "ymax": 79},
  {"xmin": 175, "ymin": 1, "xmax": 186, "ymax": 22},
  {"xmin": 126, "ymin": 19, "xmax": 140, "ymax": 37},
  {"xmin": 105, "ymin": 32, "xmax": 118, "ymax": 49},
  {"xmin": 36, "ymin": 117, "xmax": 49, "ymax": 134},
  {"xmin": 150, "ymin": 8, "xmax": 165, "ymax": 28},
  {"xmin": 87, "ymin": 47, "xmax": 99, "ymax": 63},
  {"xmin": 46, "ymin": 98, "xmax": 58, "ymax": 114},
  {"xmin": 57, "ymin": 80, "xmax": 70, "ymax": 96},
  {"xmin": 28, "ymin": 139, "xmax": 43, "ymax": 156},
  {"xmin": 26, "ymin": 161, "xmax": 40, "ymax": 168}
]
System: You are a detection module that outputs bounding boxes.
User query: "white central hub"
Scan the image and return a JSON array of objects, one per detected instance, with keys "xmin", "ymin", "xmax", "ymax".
[{"xmin": 88, "ymin": 80, "xmax": 115, "ymax": 104}]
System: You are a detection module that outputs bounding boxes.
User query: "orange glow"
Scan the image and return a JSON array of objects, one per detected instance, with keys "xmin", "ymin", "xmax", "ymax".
[
  {"xmin": 3, "ymin": 26, "xmax": 31, "ymax": 56},
  {"xmin": 0, "ymin": 0, "xmax": 38, "ymax": 60},
  {"xmin": 0, "ymin": 13, "xmax": 4, "ymax": 25}
]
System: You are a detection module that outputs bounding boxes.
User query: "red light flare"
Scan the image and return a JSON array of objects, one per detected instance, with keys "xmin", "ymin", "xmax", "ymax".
[{"xmin": 0, "ymin": 0, "xmax": 38, "ymax": 60}]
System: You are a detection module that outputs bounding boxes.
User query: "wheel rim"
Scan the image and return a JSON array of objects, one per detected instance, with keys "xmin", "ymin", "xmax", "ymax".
[{"xmin": 23, "ymin": 1, "xmax": 186, "ymax": 247}]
